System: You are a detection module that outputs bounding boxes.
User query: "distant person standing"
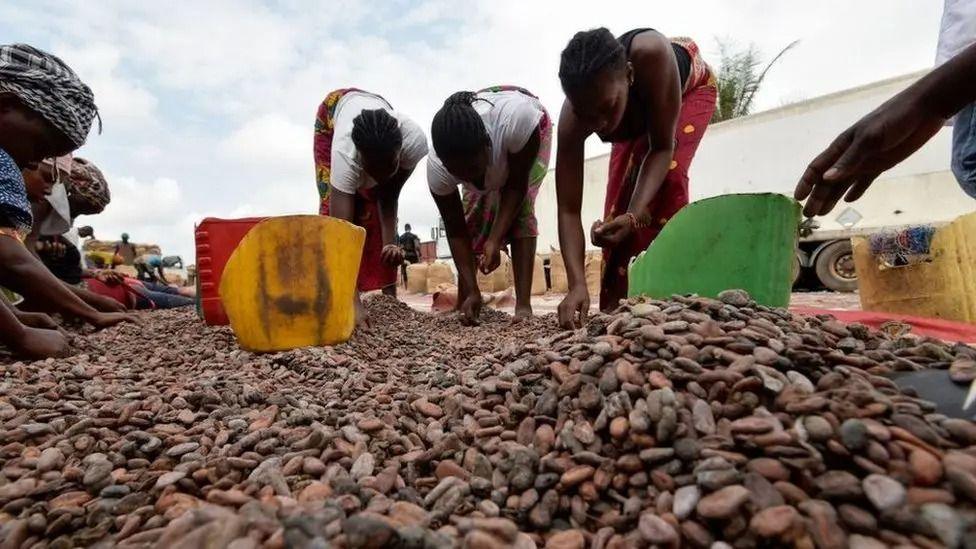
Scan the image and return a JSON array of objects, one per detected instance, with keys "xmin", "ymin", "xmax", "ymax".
[
  {"xmin": 114, "ymin": 232, "xmax": 136, "ymax": 265},
  {"xmin": 398, "ymin": 223, "xmax": 421, "ymax": 284}
]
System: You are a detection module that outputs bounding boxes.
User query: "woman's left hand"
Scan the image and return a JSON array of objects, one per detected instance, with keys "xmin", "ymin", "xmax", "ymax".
[
  {"xmin": 15, "ymin": 310, "xmax": 59, "ymax": 330},
  {"xmin": 479, "ymin": 239, "xmax": 502, "ymax": 274},
  {"xmin": 95, "ymin": 270, "xmax": 125, "ymax": 285},
  {"xmin": 381, "ymin": 244, "xmax": 404, "ymax": 267},
  {"xmin": 88, "ymin": 292, "xmax": 128, "ymax": 313},
  {"xmin": 591, "ymin": 215, "xmax": 634, "ymax": 247}
]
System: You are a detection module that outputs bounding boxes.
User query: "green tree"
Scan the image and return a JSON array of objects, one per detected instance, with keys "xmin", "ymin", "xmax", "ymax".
[{"xmin": 712, "ymin": 39, "xmax": 799, "ymax": 123}]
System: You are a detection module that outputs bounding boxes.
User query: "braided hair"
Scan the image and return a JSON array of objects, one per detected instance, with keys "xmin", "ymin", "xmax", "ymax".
[
  {"xmin": 351, "ymin": 108, "xmax": 402, "ymax": 155},
  {"xmin": 431, "ymin": 91, "xmax": 491, "ymax": 159},
  {"xmin": 559, "ymin": 28, "xmax": 627, "ymax": 94}
]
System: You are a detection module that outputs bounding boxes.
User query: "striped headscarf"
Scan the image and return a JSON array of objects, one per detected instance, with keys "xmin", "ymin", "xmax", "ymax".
[
  {"xmin": 0, "ymin": 44, "xmax": 99, "ymax": 148},
  {"xmin": 66, "ymin": 157, "xmax": 110, "ymax": 213}
]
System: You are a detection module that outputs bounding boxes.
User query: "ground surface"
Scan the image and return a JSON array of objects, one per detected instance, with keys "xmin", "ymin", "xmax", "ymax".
[
  {"xmin": 398, "ymin": 291, "xmax": 863, "ymax": 316},
  {"xmin": 1, "ymin": 293, "xmax": 974, "ymax": 548}
]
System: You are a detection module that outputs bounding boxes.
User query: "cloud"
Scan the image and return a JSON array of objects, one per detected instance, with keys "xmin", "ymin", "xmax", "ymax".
[
  {"xmin": 219, "ymin": 114, "xmax": 311, "ymax": 168},
  {"xmin": 53, "ymin": 42, "xmax": 159, "ymax": 132},
  {"xmin": 0, "ymin": 0, "xmax": 947, "ymax": 267}
]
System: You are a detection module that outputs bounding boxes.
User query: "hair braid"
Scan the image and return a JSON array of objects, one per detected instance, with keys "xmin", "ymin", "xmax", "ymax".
[
  {"xmin": 351, "ymin": 108, "xmax": 402, "ymax": 155},
  {"xmin": 559, "ymin": 27, "xmax": 627, "ymax": 93},
  {"xmin": 430, "ymin": 91, "xmax": 491, "ymax": 159}
]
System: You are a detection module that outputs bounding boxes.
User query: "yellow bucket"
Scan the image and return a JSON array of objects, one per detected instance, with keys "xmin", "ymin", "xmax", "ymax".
[
  {"xmin": 853, "ymin": 212, "xmax": 976, "ymax": 323},
  {"xmin": 219, "ymin": 215, "xmax": 365, "ymax": 351}
]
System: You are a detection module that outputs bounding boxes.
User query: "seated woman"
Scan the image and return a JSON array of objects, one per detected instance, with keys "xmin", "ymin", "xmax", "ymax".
[
  {"xmin": 313, "ymin": 88, "xmax": 428, "ymax": 327},
  {"xmin": 21, "ymin": 156, "xmax": 125, "ymax": 313},
  {"xmin": 85, "ymin": 271, "xmax": 195, "ymax": 310},
  {"xmin": 0, "ymin": 43, "xmax": 135, "ymax": 357},
  {"xmin": 427, "ymin": 87, "xmax": 551, "ymax": 324}
]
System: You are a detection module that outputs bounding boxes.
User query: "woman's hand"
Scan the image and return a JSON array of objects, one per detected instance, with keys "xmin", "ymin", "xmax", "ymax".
[
  {"xmin": 354, "ymin": 293, "xmax": 372, "ymax": 332},
  {"xmin": 89, "ymin": 312, "xmax": 139, "ymax": 330},
  {"xmin": 88, "ymin": 293, "xmax": 128, "ymax": 313},
  {"xmin": 459, "ymin": 288, "xmax": 482, "ymax": 326},
  {"xmin": 381, "ymin": 244, "xmax": 404, "ymax": 267},
  {"xmin": 14, "ymin": 326, "xmax": 70, "ymax": 358},
  {"xmin": 15, "ymin": 310, "xmax": 59, "ymax": 330},
  {"xmin": 95, "ymin": 270, "xmax": 125, "ymax": 285},
  {"xmin": 795, "ymin": 89, "xmax": 945, "ymax": 217},
  {"xmin": 558, "ymin": 284, "xmax": 590, "ymax": 329},
  {"xmin": 479, "ymin": 239, "xmax": 502, "ymax": 274},
  {"xmin": 591, "ymin": 215, "xmax": 635, "ymax": 248}
]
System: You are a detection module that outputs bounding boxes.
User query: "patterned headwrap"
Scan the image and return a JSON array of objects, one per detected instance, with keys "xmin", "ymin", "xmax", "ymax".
[
  {"xmin": 41, "ymin": 153, "xmax": 73, "ymax": 182},
  {"xmin": 0, "ymin": 44, "xmax": 99, "ymax": 148},
  {"xmin": 66, "ymin": 157, "xmax": 110, "ymax": 212}
]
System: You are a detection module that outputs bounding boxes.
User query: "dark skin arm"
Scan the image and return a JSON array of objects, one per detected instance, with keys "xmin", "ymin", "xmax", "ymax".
[
  {"xmin": 24, "ymin": 200, "xmax": 49, "ymax": 259},
  {"xmin": 0, "ymin": 237, "xmax": 135, "ymax": 329},
  {"xmin": 330, "ymin": 167, "xmax": 414, "ymax": 327},
  {"xmin": 593, "ymin": 32, "xmax": 682, "ymax": 246},
  {"xmin": 0, "ymin": 290, "xmax": 58, "ymax": 329},
  {"xmin": 432, "ymin": 190, "xmax": 481, "ymax": 325},
  {"xmin": 0, "ymin": 290, "xmax": 67, "ymax": 358},
  {"xmin": 376, "ymin": 168, "xmax": 414, "ymax": 267},
  {"xmin": 155, "ymin": 264, "xmax": 168, "ymax": 284},
  {"xmin": 796, "ymin": 41, "xmax": 976, "ymax": 216},
  {"xmin": 481, "ymin": 129, "xmax": 540, "ymax": 273},
  {"xmin": 70, "ymin": 285, "xmax": 128, "ymax": 313},
  {"xmin": 554, "ymin": 103, "xmax": 591, "ymax": 328}
]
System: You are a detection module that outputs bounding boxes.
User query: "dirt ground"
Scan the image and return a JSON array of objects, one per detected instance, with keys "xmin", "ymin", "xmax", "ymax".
[{"xmin": 398, "ymin": 291, "xmax": 862, "ymax": 316}]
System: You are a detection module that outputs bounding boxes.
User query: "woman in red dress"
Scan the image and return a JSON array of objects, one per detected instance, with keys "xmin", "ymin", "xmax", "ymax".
[{"xmin": 554, "ymin": 28, "xmax": 717, "ymax": 327}]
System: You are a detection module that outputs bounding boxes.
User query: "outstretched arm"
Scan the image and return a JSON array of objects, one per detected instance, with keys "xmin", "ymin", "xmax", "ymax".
[
  {"xmin": 0, "ymin": 236, "xmax": 135, "ymax": 329},
  {"xmin": 481, "ymin": 130, "xmax": 540, "ymax": 273},
  {"xmin": 796, "ymin": 41, "xmax": 976, "ymax": 216},
  {"xmin": 555, "ymin": 101, "xmax": 591, "ymax": 328},
  {"xmin": 432, "ymin": 190, "xmax": 481, "ymax": 325},
  {"xmin": 377, "ymin": 168, "xmax": 414, "ymax": 266}
]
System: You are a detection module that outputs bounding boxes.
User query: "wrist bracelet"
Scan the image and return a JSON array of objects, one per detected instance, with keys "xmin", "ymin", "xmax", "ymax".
[{"xmin": 623, "ymin": 212, "xmax": 638, "ymax": 229}]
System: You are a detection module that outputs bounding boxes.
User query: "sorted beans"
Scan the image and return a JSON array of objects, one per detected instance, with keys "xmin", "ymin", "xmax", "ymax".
[{"xmin": 0, "ymin": 291, "xmax": 975, "ymax": 548}]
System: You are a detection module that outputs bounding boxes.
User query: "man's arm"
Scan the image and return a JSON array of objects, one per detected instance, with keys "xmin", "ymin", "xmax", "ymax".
[{"xmin": 796, "ymin": 41, "xmax": 976, "ymax": 216}]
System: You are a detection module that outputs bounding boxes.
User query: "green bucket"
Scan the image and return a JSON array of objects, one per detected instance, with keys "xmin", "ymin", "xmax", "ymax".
[{"xmin": 628, "ymin": 193, "xmax": 800, "ymax": 307}]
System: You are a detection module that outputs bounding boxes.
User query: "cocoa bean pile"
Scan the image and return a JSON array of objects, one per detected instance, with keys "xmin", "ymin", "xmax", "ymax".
[{"xmin": 1, "ymin": 292, "xmax": 975, "ymax": 548}]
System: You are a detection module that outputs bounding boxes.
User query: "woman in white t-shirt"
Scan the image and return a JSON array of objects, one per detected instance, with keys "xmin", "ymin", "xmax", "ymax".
[
  {"xmin": 313, "ymin": 88, "xmax": 428, "ymax": 326},
  {"xmin": 428, "ymin": 86, "xmax": 552, "ymax": 325}
]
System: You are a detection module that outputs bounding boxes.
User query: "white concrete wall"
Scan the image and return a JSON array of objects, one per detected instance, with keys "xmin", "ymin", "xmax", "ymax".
[
  {"xmin": 535, "ymin": 71, "xmax": 976, "ymax": 251},
  {"xmin": 535, "ymin": 152, "xmax": 610, "ymax": 254}
]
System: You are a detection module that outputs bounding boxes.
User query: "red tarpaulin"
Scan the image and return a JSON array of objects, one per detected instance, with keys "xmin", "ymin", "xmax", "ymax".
[{"xmin": 790, "ymin": 307, "xmax": 976, "ymax": 344}]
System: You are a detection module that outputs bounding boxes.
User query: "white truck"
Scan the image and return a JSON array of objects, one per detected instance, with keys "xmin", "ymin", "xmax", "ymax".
[{"xmin": 534, "ymin": 70, "xmax": 976, "ymax": 292}]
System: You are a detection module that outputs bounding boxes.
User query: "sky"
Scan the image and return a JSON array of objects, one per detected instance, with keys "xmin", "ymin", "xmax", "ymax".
[{"xmin": 1, "ymin": 0, "xmax": 944, "ymax": 261}]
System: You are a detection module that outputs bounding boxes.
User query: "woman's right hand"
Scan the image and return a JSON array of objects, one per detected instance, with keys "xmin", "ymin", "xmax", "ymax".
[
  {"xmin": 354, "ymin": 294, "xmax": 372, "ymax": 332},
  {"xmin": 95, "ymin": 270, "xmax": 126, "ymax": 285},
  {"xmin": 558, "ymin": 284, "xmax": 590, "ymax": 329},
  {"xmin": 14, "ymin": 327, "xmax": 70, "ymax": 358},
  {"xmin": 459, "ymin": 289, "xmax": 482, "ymax": 326},
  {"xmin": 89, "ymin": 312, "xmax": 140, "ymax": 330}
]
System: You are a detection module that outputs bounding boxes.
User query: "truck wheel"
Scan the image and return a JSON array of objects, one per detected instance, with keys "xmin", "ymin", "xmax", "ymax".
[
  {"xmin": 814, "ymin": 240, "xmax": 858, "ymax": 292},
  {"xmin": 792, "ymin": 254, "xmax": 802, "ymax": 286}
]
